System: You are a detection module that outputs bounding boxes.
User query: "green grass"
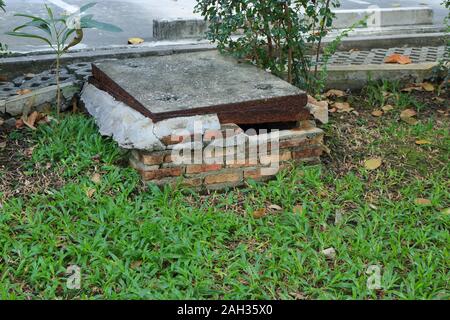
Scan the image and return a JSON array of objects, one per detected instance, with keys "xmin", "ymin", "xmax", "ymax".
[{"xmin": 0, "ymin": 98, "xmax": 449, "ymax": 299}]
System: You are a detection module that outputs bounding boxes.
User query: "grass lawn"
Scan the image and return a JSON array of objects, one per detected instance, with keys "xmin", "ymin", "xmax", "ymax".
[{"xmin": 0, "ymin": 81, "xmax": 448, "ymax": 299}]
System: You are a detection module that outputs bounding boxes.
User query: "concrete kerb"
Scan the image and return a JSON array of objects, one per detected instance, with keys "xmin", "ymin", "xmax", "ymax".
[
  {"xmin": 322, "ymin": 62, "xmax": 440, "ymax": 90},
  {"xmin": 1, "ymin": 82, "xmax": 80, "ymax": 116},
  {"xmin": 0, "ymin": 43, "xmax": 216, "ymax": 80},
  {"xmin": 331, "ymin": 7, "xmax": 433, "ymax": 29}
]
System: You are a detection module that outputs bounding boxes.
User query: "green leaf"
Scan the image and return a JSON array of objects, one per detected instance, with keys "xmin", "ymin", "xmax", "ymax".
[
  {"xmin": 13, "ymin": 20, "xmax": 52, "ymax": 37},
  {"xmin": 61, "ymin": 28, "xmax": 76, "ymax": 46},
  {"xmin": 82, "ymin": 19, "xmax": 122, "ymax": 32},
  {"xmin": 5, "ymin": 31, "xmax": 53, "ymax": 47},
  {"xmin": 14, "ymin": 13, "xmax": 50, "ymax": 25},
  {"xmin": 80, "ymin": 2, "xmax": 97, "ymax": 13}
]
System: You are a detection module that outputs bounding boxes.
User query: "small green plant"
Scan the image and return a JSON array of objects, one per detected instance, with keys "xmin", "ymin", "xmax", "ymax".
[
  {"xmin": 6, "ymin": 2, "xmax": 122, "ymax": 113},
  {"xmin": 195, "ymin": 0, "xmax": 341, "ymax": 90},
  {"xmin": 195, "ymin": 0, "xmax": 367, "ymax": 94},
  {"xmin": 0, "ymin": 0, "xmax": 9, "ymax": 57}
]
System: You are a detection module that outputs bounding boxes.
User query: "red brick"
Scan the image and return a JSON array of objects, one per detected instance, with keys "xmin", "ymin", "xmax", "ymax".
[
  {"xmin": 259, "ymin": 151, "xmax": 291, "ymax": 164},
  {"xmin": 186, "ymin": 164, "xmax": 222, "ymax": 174},
  {"xmin": 139, "ymin": 153, "xmax": 165, "ymax": 166},
  {"xmin": 292, "ymin": 147, "xmax": 323, "ymax": 159},
  {"xmin": 142, "ymin": 167, "xmax": 184, "ymax": 181},
  {"xmin": 204, "ymin": 171, "xmax": 242, "ymax": 184},
  {"xmin": 183, "ymin": 177, "xmax": 203, "ymax": 187},
  {"xmin": 244, "ymin": 168, "xmax": 262, "ymax": 180}
]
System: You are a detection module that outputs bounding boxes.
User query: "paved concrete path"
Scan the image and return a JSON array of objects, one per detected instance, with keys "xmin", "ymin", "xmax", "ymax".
[{"xmin": 0, "ymin": 0, "xmax": 447, "ymax": 53}]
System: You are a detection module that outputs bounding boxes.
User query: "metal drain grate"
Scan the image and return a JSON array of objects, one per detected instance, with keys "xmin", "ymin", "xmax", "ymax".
[{"xmin": 324, "ymin": 46, "xmax": 448, "ymax": 66}]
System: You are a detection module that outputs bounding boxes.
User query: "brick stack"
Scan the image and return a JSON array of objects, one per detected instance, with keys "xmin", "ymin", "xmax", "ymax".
[{"xmin": 130, "ymin": 121, "xmax": 324, "ymax": 191}]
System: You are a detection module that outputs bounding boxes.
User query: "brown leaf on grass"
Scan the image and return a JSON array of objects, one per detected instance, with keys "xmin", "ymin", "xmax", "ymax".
[
  {"xmin": 382, "ymin": 105, "xmax": 394, "ymax": 112},
  {"xmin": 24, "ymin": 146, "xmax": 35, "ymax": 157},
  {"xmin": 414, "ymin": 198, "xmax": 432, "ymax": 206},
  {"xmin": 325, "ymin": 89, "xmax": 346, "ymax": 98},
  {"xmin": 128, "ymin": 37, "xmax": 144, "ymax": 45},
  {"xmin": 15, "ymin": 119, "xmax": 24, "ymax": 129},
  {"xmin": 0, "ymin": 141, "xmax": 6, "ymax": 149},
  {"xmin": 252, "ymin": 208, "xmax": 267, "ymax": 219},
  {"xmin": 401, "ymin": 86, "xmax": 422, "ymax": 93},
  {"xmin": 269, "ymin": 204, "xmax": 283, "ymax": 212},
  {"xmin": 131, "ymin": 260, "xmax": 143, "ymax": 270},
  {"xmin": 23, "ymin": 111, "xmax": 39, "ymax": 130},
  {"xmin": 371, "ymin": 110, "xmax": 383, "ymax": 117},
  {"xmin": 334, "ymin": 102, "xmax": 353, "ymax": 113},
  {"xmin": 421, "ymin": 82, "xmax": 434, "ymax": 92},
  {"xmin": 364, "ymin": 158, "xmax": 382, "ymax": 170},
  {"xmin": 16, "ymin": 89, "xmax": 32, "ymax": 95},
  {"xmin": 86, "ymin": 188, "xmax": 96, "ymax": 198},
  {"xmin": 384, "ymin": 54, "xmax": 412, "ymax": 65},
  {"xmin": 400, "ymin": 109, "xmax": 418, "ymax": 125},
  {"xmin": 91, "ymin": 173, "xmax": 102, "ymax": 184},
  {"xmin": 293, "ymin": 205, "xmax": 303, "ymax": 215},
  {"xmin": 415, "ymin": 139, "xmax": 431, "ymax": 145}
]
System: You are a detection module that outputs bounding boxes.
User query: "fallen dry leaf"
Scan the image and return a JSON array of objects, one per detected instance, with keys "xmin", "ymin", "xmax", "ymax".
[
  {"xmin": 414, "ymin": 198, "xmax": 432, "ymax": 206},
  {"xmin": 334, "ymin": 102, "xmax": 353, "ymax": 113},
  {"xmin": 325, "ymin": 89, "xmax": 346, "ymax": 98},
  {"xmin": 400, "ymin": 109, "xmax": 417, "ymax": 118},
  {"xmin": 402, "ymin": 117, "xmax": 419, "ymax": 125},
  {"xmin": 371, "ymin": 110, "xmax": 383, "ymax": 117},
  {"xmin": 384, "ymin": 53, "xmax": 412, "ymax": 65},
  {"xmin": 415, "ymin": 139, "xmax": 431, "ymax": 145},
  {"xmin": 293, "ymin": 205, "xmax": 303, "ymax": 215},
  {"xmin": 252, "ymin": 208, "xmax": 267, "ymax": 219},
  {"xmin": 86, "ymin": 188, "xmax": 96, "ymax": 198},
  {"xmin": 400, "ymin": 109, "xmax": 418, "ymax": 125},
  {"xmin": 401, "ymin": 85, "xmax": 422, "ymax": 93},
  {"xmin": 91, "ymin": 173, "xmax": 102, "ymax": 184},
  {"xmin": 15, "ymin": 119, "xmax": 24, "ymax": 129},
  {"xmin": 321, "ymin": 247, "xmax": 336, "ymax": 260},
  {"xmin": 364, "ymin": 158, "xmax": 382, "ymax": 170},
  {"xmin": 131, "ymin": 260, "xmax": 143, "ymax": 269},
  {"xmin": 16, "ymin": 89, "xmax": 32, "ymax": 95},
  {"xmin": 269, "ymin": 204, "xmax": 283, "ymax": 212},
  {"xmin": 0, "ymin": 141, "xmax": 6, "ymax": 149},
  {"xmin": 421, "ymin": 82, "xmax": 434, "ymax": 92},
  {"xmin": 382, "ymin": 105, "xmax": 394, "ymax": 112},
  {"xmin": 23, "ymin": 111, "xmax": 39, "ymax": 129},
  {"xmin": 128, "ymin": 37, "xmax": 144, "ymax": 45}
]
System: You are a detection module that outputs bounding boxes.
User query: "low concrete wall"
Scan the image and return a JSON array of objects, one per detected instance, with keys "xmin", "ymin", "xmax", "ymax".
[
  {"xmin": 152, "ymin": 7, "xmax": 435, "ymax": 40},
  {"xmin": 153, "ymin": 19, "xmax": 209, "ymax": 40},
  {"xmin": 332, "ymin": 7, "xmax": 433, "ymax": 29}
]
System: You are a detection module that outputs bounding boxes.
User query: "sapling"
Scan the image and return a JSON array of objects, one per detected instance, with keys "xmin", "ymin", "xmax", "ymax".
[{"xmin": 7, "ymin": 2, "xmax": 122, "ymax": 114}]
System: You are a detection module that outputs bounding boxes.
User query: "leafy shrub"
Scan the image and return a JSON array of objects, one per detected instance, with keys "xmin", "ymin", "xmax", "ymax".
[{"xmin": 195, "ymin": 0, "xmax": 342, "ymax": 92}]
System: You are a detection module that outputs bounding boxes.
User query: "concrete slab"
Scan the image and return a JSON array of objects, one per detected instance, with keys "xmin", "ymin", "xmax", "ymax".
[{"xmin": 91, "ymin": 51, "xmax": 309, "ymax": 124}]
